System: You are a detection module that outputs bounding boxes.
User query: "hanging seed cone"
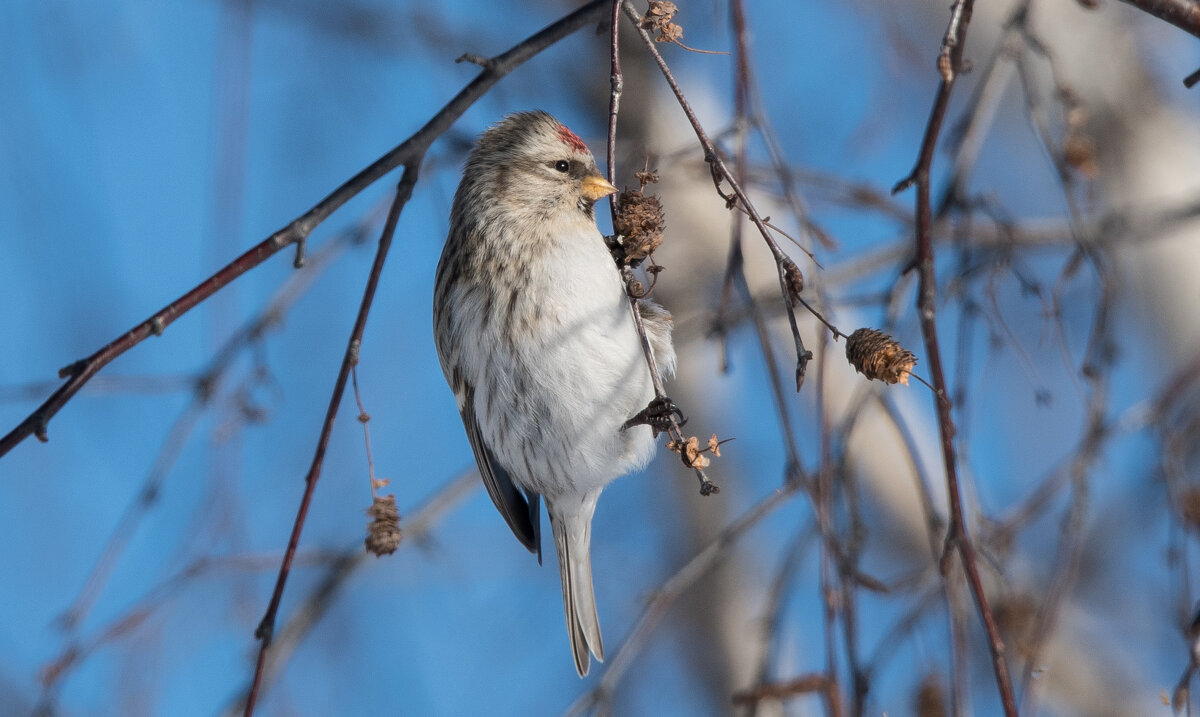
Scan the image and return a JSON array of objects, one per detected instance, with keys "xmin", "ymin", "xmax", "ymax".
[
  {"xmin": 613, "ymin": 188, "xmax": 665, "ymax": 266},
  {"xmin": 365, "ymin": 494, "xmax": 401, "ymax": 556},
  {"xmin": 845, "ymin": 328, "xmax": 917, "ymax": 385}
]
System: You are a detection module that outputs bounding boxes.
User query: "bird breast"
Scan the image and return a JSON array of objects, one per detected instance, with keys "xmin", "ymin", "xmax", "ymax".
[{"xmin": 469, "ymin": 220, "xmax": 658, "ymax": 495}]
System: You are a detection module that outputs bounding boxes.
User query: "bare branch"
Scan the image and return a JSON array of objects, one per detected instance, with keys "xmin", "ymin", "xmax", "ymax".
[{"xmin": 893, "ymin": 1, "xmax": 1019, "ymax": 713}]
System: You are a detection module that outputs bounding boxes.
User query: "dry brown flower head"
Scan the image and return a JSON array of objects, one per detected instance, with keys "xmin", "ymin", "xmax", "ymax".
[
  {"xmin": 365, "ymin": 494, "xmax": 401, "ymax": 556},
  {"xmin": 845, "ymin": 328, "xmax": 917, "ymax": 385},
  {"xmin": 641, "ymin": 1, "xmax": 683, "ymax": 44},
  {"xmin": 614, "ymin": 187, "xmax": 665, "ymax": 266},
  {"xmin": 667, "ymin": 433, "xmax": 728, "ymax": 469}
]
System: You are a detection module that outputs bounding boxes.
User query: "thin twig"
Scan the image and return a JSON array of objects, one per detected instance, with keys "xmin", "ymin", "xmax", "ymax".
[
  {"xmin": 745, "ymin": 528, "xmax": 815, "ymax": 717},
  {"xmin": 55, "ymin": 225, "xmax": 367, "ymax": 634},
  {"xmin": 727, "ymin": 0, "xmax": 804, "ymax": 474},
  {"xmin": 892, "ymin": 1, "xmax": 1019, "ymax": 714},
  {"xmin": 606, "ymin": 0, "xmax": 717, "ymax": 495},
  {"xmin": 224, "ymin": 469, "xmax": 478, "ymax": 717},
  {"xmin": 621, "ymin": 0, "xmax": 814, "ymax": 390},
  {"xmin": 38, "ymin": 550, "xmax": 346, "ymax": 704},
  {"xmin": 351, "ymin": 363, "xmax": 382, "ymax": 498},
  {"xmin": 242, "ymin": 165, "xmax": 421, "ymax": 716}
]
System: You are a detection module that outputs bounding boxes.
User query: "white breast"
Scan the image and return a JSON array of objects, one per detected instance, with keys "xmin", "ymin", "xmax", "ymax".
[{"xmin": 470, "ymin": 221, "xmax": 658, "ymax": 498}]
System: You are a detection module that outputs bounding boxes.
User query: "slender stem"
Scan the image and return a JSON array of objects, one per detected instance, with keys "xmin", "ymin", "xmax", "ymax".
[
  {"xmin": 225, "ymin": 470, "xmax": 477, "ymax": 717},
  {"xmin": 606, "ymin": 0, "xmax": 622, "ymax": 198},
  {"xmin": 606, "ymin": 0, "xmax": 716, "ymax": 494},
  {"xmin": 53, "ymin": 224, "xmax": 366, "ymax": 648},
  {"xmin": 242, "ymin": 164, "xmax": 420, "ymax": 716},
  {"xmin": 621, "ymin": 1, "xmax": 812, "ymax": 389},
  {"xmin": 894, "ymin": 2, "xmax": 1019, "ymax": 715}
]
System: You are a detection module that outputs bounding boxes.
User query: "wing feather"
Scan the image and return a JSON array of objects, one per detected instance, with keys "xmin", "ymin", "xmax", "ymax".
[{"xmin": 459, "ymin": 380, "xmax": 542, "ymax": 561}]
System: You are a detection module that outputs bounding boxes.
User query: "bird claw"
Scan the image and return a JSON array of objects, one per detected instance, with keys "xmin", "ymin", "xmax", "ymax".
[
  {"xmin": 606, "ymin": 234, "xmax": 649, "ymax": 269},
  {"xmin": 622, "ymin": 396, "xmax": 686, "ymax": 436}
]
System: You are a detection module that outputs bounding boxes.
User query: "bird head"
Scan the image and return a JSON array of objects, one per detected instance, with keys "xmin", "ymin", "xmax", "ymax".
[{"xmin": 458, "ymin": 111, "xmax": 618, "ymax": 224}]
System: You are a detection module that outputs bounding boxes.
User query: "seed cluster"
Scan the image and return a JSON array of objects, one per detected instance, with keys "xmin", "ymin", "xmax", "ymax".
[{"xmin": 845, "ymin": 328, "xmax": 917, "ymax": 385}]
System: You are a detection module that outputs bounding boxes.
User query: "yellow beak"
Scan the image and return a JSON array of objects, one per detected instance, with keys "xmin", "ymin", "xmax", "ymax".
[{"xmin": 580, "ymin": 173, "xmax": 618, "ymax": 202}]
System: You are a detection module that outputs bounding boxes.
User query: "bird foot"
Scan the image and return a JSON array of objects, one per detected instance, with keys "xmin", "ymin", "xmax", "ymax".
[
  {"xmin": 622, "ymin": 396, "xmax": 686, "ymax": 437},
  {"xmin": 606, "ymin": 234, "xmax": 629, "ymax": 267}
]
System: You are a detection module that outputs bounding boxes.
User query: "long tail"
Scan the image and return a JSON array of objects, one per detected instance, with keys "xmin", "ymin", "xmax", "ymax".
[{"xmin": 549, "ymin": 498, "xmax": 604, "ymax": 676}]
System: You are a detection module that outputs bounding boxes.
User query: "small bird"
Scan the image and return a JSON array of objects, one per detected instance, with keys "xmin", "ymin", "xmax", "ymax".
[{"xmin": 433, "ymin": 111, "xmax": 675, "ymax": 676}]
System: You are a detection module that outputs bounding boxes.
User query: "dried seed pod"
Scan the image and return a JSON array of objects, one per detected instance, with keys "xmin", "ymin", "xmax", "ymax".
[
  {"xmin": 635, "ymin": 169, "xmax": 659, "ymax": 187},
  {"xmin": 666, "ymin": 435, "xmax": 711, "ymax": 469},
  {"xmin": 613, "ymin": 188, "xmax": 665, "ymax": 265},
  {"xmin": 845, "ymin": 328, "xmax": 917, "ymax": 385},
  {"xmin": 641, "ymin": 1, "xmax": 683, "ymax": 44},
  {"xmin": 365, "ymin": 494, "xmax": 401, "ymax": 556}
]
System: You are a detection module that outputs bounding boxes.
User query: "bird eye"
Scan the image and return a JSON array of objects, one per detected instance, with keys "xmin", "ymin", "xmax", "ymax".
[{"xmin": 554, "ymin": 160, "xmax": 570, "ymax": 173}]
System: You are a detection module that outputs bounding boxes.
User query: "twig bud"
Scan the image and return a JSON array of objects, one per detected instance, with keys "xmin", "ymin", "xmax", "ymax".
[{"xmin": 781, "ymin": 256, "xmax": 804, "ymax": 305}]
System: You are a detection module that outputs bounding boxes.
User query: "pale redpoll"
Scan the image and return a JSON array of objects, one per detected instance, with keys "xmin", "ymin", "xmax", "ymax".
[{"xmin": 433, "ymin": 111, "xmax": 675, "ymax": 676}]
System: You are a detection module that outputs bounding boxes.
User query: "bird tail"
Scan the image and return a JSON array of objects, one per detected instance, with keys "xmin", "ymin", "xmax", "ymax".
[{"xmin": 549, "ymin": 499, "xmax": 604, "ymax": 676}]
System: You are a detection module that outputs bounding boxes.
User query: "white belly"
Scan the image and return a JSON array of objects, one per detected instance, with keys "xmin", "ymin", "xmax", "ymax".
[{"xmin": 466, "ymin": 224, "xmax": 657, "ymax": 498}]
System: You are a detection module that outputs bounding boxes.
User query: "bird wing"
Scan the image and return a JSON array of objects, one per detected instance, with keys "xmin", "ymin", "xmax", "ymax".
[
  {"xmin": 458, "ymin": 379, "xmax": 542, "ymax": 562},
  {"xmin": 637, "ymin": 299, "xmax": 676, "ymax": 380}
]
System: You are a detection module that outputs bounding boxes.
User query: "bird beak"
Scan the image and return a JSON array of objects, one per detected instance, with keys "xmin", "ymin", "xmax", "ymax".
[{"xmin": 580, "ymin": 173, "xmax": 618, "ymax": 202}]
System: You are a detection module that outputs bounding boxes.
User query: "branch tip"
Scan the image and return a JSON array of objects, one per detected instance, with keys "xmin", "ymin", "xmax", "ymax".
[
  {"xmin": 892, "ymin": 175, "xmax": 916, "ymax": 195},
  {"xmin": 254, "ymin": 619, "xmax": 272, "ymax": 642},
  {"xmin": 1185, "ymin": 66, "xmax": 1200, "ymax": 89},
  {"xmin": 292, "ymin": 236, "xmax": 307, "ymax": 268},
  {"xmin": 455, "ymin": 53, "xmax": 494, "ymax": 68},
  {"xmin": 57, "ymin": 360, "xmax": 85, "ymax": 379}
]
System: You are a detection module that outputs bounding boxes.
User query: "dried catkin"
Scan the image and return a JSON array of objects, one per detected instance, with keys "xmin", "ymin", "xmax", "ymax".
[{"xmin": 845, "ymin": 328, "xmax": 917, "ymax": 385}]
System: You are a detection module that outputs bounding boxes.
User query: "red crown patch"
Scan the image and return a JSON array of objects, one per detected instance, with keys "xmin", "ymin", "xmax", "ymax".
[{"xmin": 556, "ymin": 124, "xmax": 588, "ymax": 153}]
